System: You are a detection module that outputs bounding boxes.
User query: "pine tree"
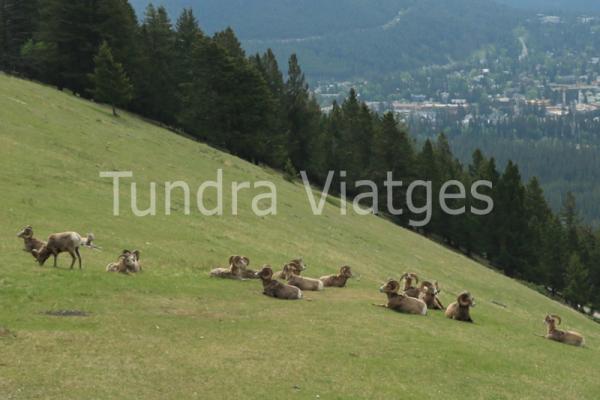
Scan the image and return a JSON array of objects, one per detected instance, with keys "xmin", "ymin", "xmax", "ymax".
[
  {"xmin": 88, "ymin": 41, "xmax": 132, "ymax": 116},
  {"xmin": 213, "ymin": 27, "xmax": 245, "ymax": 59},
  {"xmin": 563, "ymin": 254, "xmax": 590, "ymax": 311},
  {"xmin": 0, "ymin": 0, "xmax": 38, "ymax": 71}
]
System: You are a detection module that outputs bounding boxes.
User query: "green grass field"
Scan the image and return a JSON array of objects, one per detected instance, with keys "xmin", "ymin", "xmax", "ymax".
[{"xmin": 0, "ymin": 73, "xmax": 599, "ymax": 399}]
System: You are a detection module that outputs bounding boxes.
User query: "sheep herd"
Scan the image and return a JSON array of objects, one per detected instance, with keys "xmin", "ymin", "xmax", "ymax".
[{"xmin": 17, "ymin": 225, "xmax": 586, "ymax": 347}]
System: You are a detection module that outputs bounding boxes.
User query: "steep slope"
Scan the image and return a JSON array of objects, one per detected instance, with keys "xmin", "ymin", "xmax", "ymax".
[{"xmin": 0, "ymin": 74, "xmax": 599, "ymax": 399}]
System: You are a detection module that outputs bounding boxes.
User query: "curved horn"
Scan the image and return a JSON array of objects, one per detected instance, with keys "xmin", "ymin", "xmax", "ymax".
[
  {"xmin": 551, "ymin": 315, "xmax": 562, "ymax": 325},
  {"xmin": 400, "ymin": 273, "xmax": 408, "ymax": 281},
  {"xmin": 458, "ymin": 292, "xmax": 470, "ymax": 306},
  {"xmin": 411, "ymin": 274, "xmax": 419, "ymax": 284}
]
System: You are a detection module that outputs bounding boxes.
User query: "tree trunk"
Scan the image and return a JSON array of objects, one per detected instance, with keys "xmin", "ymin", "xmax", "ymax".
[{"xmin": 112, "ymin": 104, "xmax": 118, "ymax": 117}]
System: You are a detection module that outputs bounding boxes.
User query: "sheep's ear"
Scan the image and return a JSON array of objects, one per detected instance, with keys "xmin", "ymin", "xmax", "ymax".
[
  {"xmin": 242, "ymin": 256, "xmax": 249, "ymax": 265},
  {"xmin": 228, "ymin": 255, "xmax": 235, "ymax": 265}
]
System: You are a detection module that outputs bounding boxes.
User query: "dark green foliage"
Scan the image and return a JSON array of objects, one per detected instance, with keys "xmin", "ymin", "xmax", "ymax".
[
  {"xmin": 0, "ymin": 0, "xmax": 38, "ymax": 71},
  {"xmin": 88, "ymin": 41, "xmax": 133, "ymax": 116}
]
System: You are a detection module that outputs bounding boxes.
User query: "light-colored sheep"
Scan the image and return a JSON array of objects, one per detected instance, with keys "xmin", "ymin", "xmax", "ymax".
[
  {"xmin": 16, "ymin": 225, "xmax": 46, "ymax": 259},
  {"xmin": 418, "ymin": 281, "xmax": 444, "ymax": 310},
  {"xmin": 106, "ymin": 251, "xmax": 137, "ymax": 274},
  {"xmin": 320, "ymin": 265, "xmax": 353, "ymax": 287},
  {"xmin": 274, "ymin": 258, "xmax": 306, "ymax": 279},
  {"xmin": 257, "ymin": 265, "xmax": 303, "ymax": 300},
  {"xmin": 281, "ymin": 263, "xmax": 323, "ymax": 291},
  {"xmin": 32, "ymin": 232, "xmax": 83, "ymax": 269},
  {"xmin": 374, "ymin": 280, "xmax": 427, "ymax": 315},
  {"xmin": 210, "ymin": 255, "xmax": 249, "ymax": 279},
  {"xmin": 400, "ymin": 272, "xmax": 420, "ymax": 298},
  {"xmin": 543, "ymin": 314, "xmax": 585, "ymax": 347},
  {"xmin": 445, "ymin": 291, "xmax": 475, "ymax": 322}
]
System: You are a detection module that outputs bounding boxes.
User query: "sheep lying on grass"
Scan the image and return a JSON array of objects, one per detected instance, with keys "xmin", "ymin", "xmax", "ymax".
[
  {"xmin": 281, "ymin": 263, "xmax": 323, "ymax": 291},
  {"xmin": 400, "ymin": 272, "xmax": 420, "ymax": 298},
  {"xmin": 32, "ymin": 232, "xmax": 84, "ymax": 269},
  {"xmin": 274, "ymin": 258, "xmax": 306, "ymax": 279},
  {"xmin": 543, "ymin": 314, "xmax": 585, "ymax": 347},
  {"xmin": 210, "ymin": 255, "xmax": 251, "ymax": 279},
  {"xmin": 419, "ymin": 281, "xmax": 444, "ymax": 310},
  {"xmin": 106, "ymin": 250, "xmax": 138, "ymax": 274},
  {"xmin": 257, "ymin": 265, "xmax": 303, "ymax": 299},
  {"xmin": 374, "ymin": 279, "xmax": 427, "ymax": 315},
  {"xmin": 445, "ymin": 291, "xmax": 475, "ymax": 322},
  {"xmin": 320, "ymin": 265, "xmax": 353, "ymax": 287},
  {"xmin": 16, "ymin": 226, "xmax": 46, "ymax": 259}
]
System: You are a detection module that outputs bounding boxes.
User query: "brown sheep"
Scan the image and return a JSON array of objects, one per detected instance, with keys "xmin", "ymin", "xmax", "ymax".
[
  {"xmin": 32, "ymin": 232, "xmax": 83, "ymax": 269},
  {"xmin": 320, "ymin": 265, "xmax": 353, "ymax": 287},
  {"xmin": 274, "ymin": 258, "xmax": 306, "ymax": 279},
  {"xmin": 543, "ymin": 315, "xmax": 585, "ymax": 347},
  {"xmin": 257, "ymin": 265, "xmax": 303, "ymax": 300},
  {"xmin": 106, "ymin": 251, "xmax": 137, "ymax": 274},
  {"xmin": 373, "ymin": 279, "xmax": 427, "ymax": 315},
  {"xmin": 16, "ymin": 226, "xmax": 46, "ymax": 259},
  {"xmin": 210, "ymin": 255, "xmax": 249, "ymax": 279},
  {"xmin": 281, "ymin": 263, "xmax": 323, "ymax": 291},
  {"xmin": 418, "ymin": 281, "xmax": 444, "ymax": 310},
  {"xmin": 80, "ymin": 233, "xmax": 100, "ymax": 249},
  {"xmin": 445, "ymin": 291, "xmax": 475, "ymax": 322},
  {"xmin": 400, "ymin": 272, "xmax": 420, "ymax": 298}
]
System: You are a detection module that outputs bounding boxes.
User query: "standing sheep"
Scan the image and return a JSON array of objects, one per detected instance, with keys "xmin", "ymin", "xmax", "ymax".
[
  {"xmin": 16, "ymin": 226, "xmax": 46, "ymax": 259},
  {"xmin": 445, "ymin": 291, "xmax": 475, "ymax": 322},
  {"xmin": 320, "ymin": 265, "xmax": 353, "ymax": 287},
  {"xmin": 374, "ymin": 280, "xmax": 427, "ymax": 315},
  {"xmin": 257, "ymin": 265, "xmax": 303, "ymax": 300},
  {"xmin": 543, "ymin": 315, "xmax": 585, "ymax": 347},
  {"xmin": 31, "ymin": 232, "xmax": 83, "ymax": 269}
]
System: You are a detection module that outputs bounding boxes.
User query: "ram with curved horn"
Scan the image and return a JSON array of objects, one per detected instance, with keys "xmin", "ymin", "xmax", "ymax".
[
  {"xmin": 543, "ymin": 314, "xmax": 584, "ymax": 347},
  {"xmin": 373, "ymin": 279, "xmax": 427, "ymax": 315},
  {"xmin": 445, "ymin": 291, "xmax": 475, "ymax": 322},
  {"xmin": 400, "ymin": 272, "xmax": 420, "ymax": 298},
  {"xmin": 418, "ymin": 281, "xmax": 444, "ymax": 310}
]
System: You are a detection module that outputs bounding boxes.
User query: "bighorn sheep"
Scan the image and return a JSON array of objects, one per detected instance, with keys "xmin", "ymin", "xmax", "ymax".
[
  {"xmin": 418, "ymin": 281, "xmax": 444, "ymax": 310},
  {"xmin": 400, "ymin": 272, "xmax": 420, "ymax": 298},
  {"xmin": 210, "ymin": 255, "xmax": 250, "ymax": 279},
  {"xmin": 373, "ymin": 280, "xmax": 427, "ymax": 315},
  {"xmin": 80, "ymin": 233, "xmax": 100, "ymax": 249},
  {"xmin": 445, "ymin": 291, "xmax": 475, "ymax": 322},
  {"xmin": 281, "ymin": 263, "xmax": 323, "ymax": 291},
  {"xmin": 16, "ymin": 226, "xmax": 46, "ymax": 258},
  {"xmin": 543, "ymin": 314, "xmax": 585, "ymax": 347},
  {"xmin": 106, "ymin": 250, "xmax": 137, "ymax": 274},
  {"xmin": 31, "ymin": 232, "xmax": 83, "ymax": 269},
  {"xmin": 274, "ymin": 258, "xmax": 306, "ymax": 279},
  {"xmin": 257, "ymin": 265, "xmax": 303, "ymax": 300},
  {"xmin": 320, "ymin": 265, "xmax": 353, "ymax": 287}
]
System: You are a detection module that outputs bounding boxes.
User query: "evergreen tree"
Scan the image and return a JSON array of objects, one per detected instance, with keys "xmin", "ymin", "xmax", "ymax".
[
  {"xmin": 284, "ymin": 54, "xmax": 320, "ymax": 173},
  {"xmin": 213, "ymin": 27, "xmax": 245, "ymax": 59},
  {"xmin": 88, "ymin": 41, "xmax": 132, "ymax": 116},
  {"xmin": 563, "ymin": 254, "xmax": 590, "ymax": 311},
  {"xmin": 134, "ymin": 5, "xmax": 177, "ymax": 123},
  {"xmin": 0, "ymin": 0, "xmax": 38, "ymax": 71}
]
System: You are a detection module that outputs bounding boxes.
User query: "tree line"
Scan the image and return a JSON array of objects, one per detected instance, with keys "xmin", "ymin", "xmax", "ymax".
[{"xmin": 1, "ymin": 0, "xmax": 599, "ymax": 316}]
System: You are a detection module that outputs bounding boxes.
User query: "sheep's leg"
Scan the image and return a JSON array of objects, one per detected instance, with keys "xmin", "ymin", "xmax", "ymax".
[
  {"xmin": 53, "ymin": 253, "xmax": 58, "ymax": 268},
  {"xmin": 68, "ymin": 250, "xmax": 76, "ymax": 269},
  {"xmin": 75, "ymin": 248, "xmax": 82, "ymax": 269},
  {"xmin": 372, "ymin": 303, "xmax": 387, "ymax": 308}
]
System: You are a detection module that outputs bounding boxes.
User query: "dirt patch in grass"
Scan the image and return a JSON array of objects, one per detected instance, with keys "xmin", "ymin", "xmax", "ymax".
[{"xmin": 42, "ymin": 310, "xmax": 91, "ymax": 317}]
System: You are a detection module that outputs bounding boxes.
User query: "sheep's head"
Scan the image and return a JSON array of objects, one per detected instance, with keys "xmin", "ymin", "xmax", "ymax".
[
  {"xmin": 17, "ymin": 225, "xmax": 33, "ymax": 239},
  {"xmin": 401, "ymin": 272, "xmax": 419, "ymax": 287},
  {"xmin": 119, "ymin": 251, "xmax": 137, "ymax": 269},
  {"xmin": 289, "ymin": 258, "xmax": 307, "ymax": 271},
  {"xmin": 544, "ymin": 314, "xmax": 561, "ymax": 326},
  {"xmin": 339, "ymin": 265, "xmax": 353, "ymax": 278},
  {"xmin": 229, "ymin": 255, "xmax": 249, "ymax": 270},
  {"xmin": 31, "ymin": 246, "xmax": 51, "ymax": 265},
  {"xmin": 257, "ymin": 265, "xmax": 274, "ymax": 280},
  {"xmin": 457, "ymin": 291, "xmax": 475, "ymax": 307},
  {"xmin": 380, "ymin": 280, "xmax": 401, "ymax": 294},
  {"xmin": 132, "ymin": 250, "xmax": 140, "ymax": 261},
  {"xmin": 420, "ymin": 281, "xmax": 441, "ymax": 296}
]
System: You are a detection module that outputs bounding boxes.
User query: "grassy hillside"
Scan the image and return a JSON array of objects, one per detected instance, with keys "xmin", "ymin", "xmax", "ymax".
[{"xmin": 0, "ymin": 73, "xmax": 599, "ymax": 399}]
